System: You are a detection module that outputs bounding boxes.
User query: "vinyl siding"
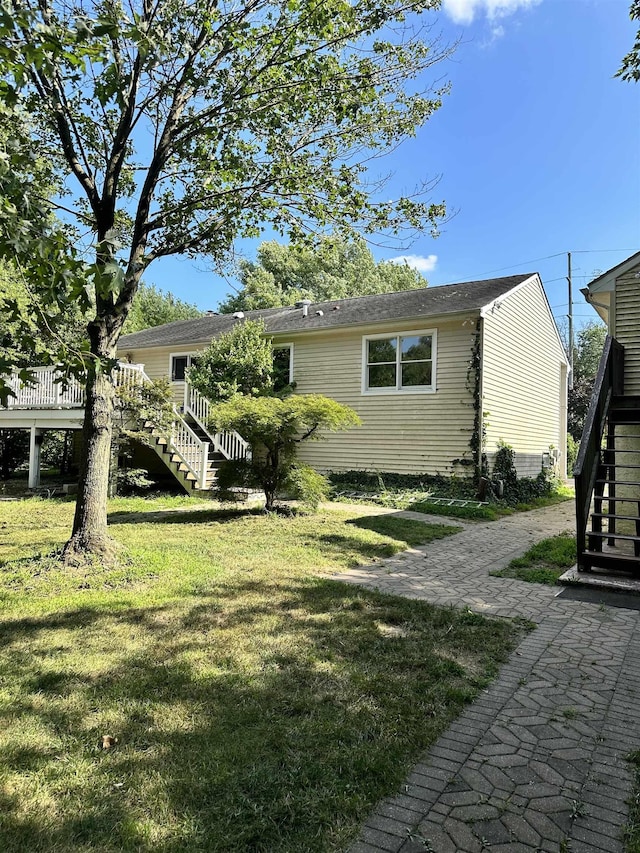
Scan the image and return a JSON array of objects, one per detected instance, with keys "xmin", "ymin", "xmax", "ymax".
[
  {"xmin": 119, "ymin": 345, "xmax": 206, "ymax": 405},
  {"xmin": 287, "ymin": 317, "xmax": 477, "ymax": 475},
  {"xmin": 615, "ymin": 272, "xmax": 640, "ymax": 395},
  {"xmin": 482, "ymin": 278, "xmax": 567, "ymax": 478}
]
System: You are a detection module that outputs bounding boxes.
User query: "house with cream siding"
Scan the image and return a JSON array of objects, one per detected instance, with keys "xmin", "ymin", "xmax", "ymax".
[
  {"xmin": 0, "ymin": 273, "xmax": 568, "ymax": 492},
  {"xmin": 575, "ymin": 251, "xmax": 640, "ymax": 575},
  {"xmin": 113, "ymin": 273, "xmax": 568, "ymax": 484}
]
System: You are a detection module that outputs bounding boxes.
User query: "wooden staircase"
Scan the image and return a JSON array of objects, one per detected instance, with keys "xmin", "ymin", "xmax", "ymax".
[
  {"xmin": 136, "ymin": 373, "xmax": 250, "ymax": 495},
  {"xmin": 575, "ymin": 336, "xmax": 640, "ymax": 575},
  {"xmin": 145, "ymin": 419, "xmax": 220, "ymax": 494},
  {"xmin": 581, "ymin": 396, "xmax": 640, "ymax": 574}
]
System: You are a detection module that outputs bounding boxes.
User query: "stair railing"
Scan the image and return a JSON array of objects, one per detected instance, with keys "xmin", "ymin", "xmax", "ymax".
[
  {"xmin": 184, "ymin": 382, "xmax": 250, "ymax": 461},
  {"xmin": 118, "ymin": 364, "xmax": 210, "ymax": 490},
  {"xmin": 169, "ymin": 413, "xmax": 210, "ymax": 490},
  {"xmin": 574, "ymin": 336, "xmax": 624, "ymax": 570}
]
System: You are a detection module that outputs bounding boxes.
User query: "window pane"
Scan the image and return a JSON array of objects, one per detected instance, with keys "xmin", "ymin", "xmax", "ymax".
[
  {"xmin": 401, "ymin": 335, "xmax": 431, "ymax": 362},
  {"xmin": 401, "ymin": 362, "xmax": 432, "ymax": 387},
  {"xmin": 172, "ymin": 356, "xmax": 188, "ymax": 381},
  {"xmin": 368, "ymin": 364, "xmax": 396, "ymax": 388},
  {"xmin": 189, "ymin": 356, "xmax": 201, "ymax": 369},
  {"xmin": 368, "ymin": 338, "xmax": 396, "ymax": 364},
  {"xmin": 273, "ymin": 347, "xmax": 291, "ymax": 391}
]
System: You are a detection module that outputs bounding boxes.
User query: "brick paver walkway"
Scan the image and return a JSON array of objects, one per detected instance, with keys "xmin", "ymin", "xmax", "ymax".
[{"xmin": 329, "ymin": 501, "xmax": 640, "ymax": 853}]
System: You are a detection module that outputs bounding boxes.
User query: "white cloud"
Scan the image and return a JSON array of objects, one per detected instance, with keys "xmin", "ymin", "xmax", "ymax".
[
  {"xmin": 389, "ymin": 254, "xmax": 438, "ymax": 273},
  {"xmin": 442, "ymin": 0, "xmax": 541, "ymax": 25}
]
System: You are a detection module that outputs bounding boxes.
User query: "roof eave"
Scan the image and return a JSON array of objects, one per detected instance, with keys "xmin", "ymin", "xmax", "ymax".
[{"xmin": 586, "ymin": 251, "xmax": 640, "ymax": 293}]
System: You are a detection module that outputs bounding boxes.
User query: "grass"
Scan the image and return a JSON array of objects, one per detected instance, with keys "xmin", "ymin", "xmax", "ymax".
[
  {"xmin": 625, "ymin": 751, "xmax": 640, "ymax": 852},
  {"xmin": 0, "ymin": 496, "xmax": 525, "ymax": 853},
  {"xmin": 490, "ymin": 533, "xmax": 577, "ymax": 585}
]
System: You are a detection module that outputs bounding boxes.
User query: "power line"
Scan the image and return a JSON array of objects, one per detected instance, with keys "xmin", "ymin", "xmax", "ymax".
[{"xmin": 435, "ymin": 248, "xmax": 635, "ymax": 287}]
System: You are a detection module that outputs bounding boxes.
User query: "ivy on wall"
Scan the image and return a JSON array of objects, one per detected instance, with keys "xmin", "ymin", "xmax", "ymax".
[{"xmin": 466, "ymin": 318, "xmax": 488, "ymax": 481}]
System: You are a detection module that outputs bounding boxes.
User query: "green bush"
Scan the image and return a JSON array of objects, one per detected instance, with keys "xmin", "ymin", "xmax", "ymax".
[
  {"xmin": 116, "ymin": 467, "xmax": 157, "ymax": 495},
  {"xmin": 566, "ymin": 434, "xmax": 578, "ymax": 476},
  {"xmin": 211, "ymin": 394, "xmax": 361, "ymax": 511},
  {"xmin": 492, "ymin": 441, "xmax": 552, "ymax": 505},
  {"xmin": 283, "ymin": 463, "xmax": 330, "ymax": 508}
]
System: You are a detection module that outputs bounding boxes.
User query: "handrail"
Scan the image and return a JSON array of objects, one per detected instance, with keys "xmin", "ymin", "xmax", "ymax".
[
  {"xmin": 1, "ymin": 362, "xmax": 146, "ymax": 409},
  {"xmin": 123, "ymin": 366, "xmax": 210, "ymax": 489},
  {"xmin": 184, "ymin": 382, "xmax": 250, "ymax": 461},
  {"xmin": 574, "ymin": 336, "xmax": 624, "ymax": 569},
  {"xmin": 168, "ymin": 407, "xmax": 210, "ymax": 489},
  {"xmin": 1, "ymin": 362, "xmax": 211, "ymax": 488}
]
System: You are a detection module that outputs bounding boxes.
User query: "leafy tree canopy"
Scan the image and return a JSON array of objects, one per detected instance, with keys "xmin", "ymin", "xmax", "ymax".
[
  {"xmin": 123, "ymin": 284, "xmax": 202, "ymax": 334},
  {"xmin": 618, "ymin": 0, "xmax": 640, "ymax": 82},
  {"xmin": 188, "ymin": 320, "xmax": 275, "ymax": 402},
  {"xmin": 0, "ymin": 259, "xmax": 88, "ymax": 373},
  {"xmin": 568, "ymin": 321, "xmax": 607, "ymax": 442},
  {"xmin": 220, "ymin": 235, "xmax": 427, "ymax": 312}
]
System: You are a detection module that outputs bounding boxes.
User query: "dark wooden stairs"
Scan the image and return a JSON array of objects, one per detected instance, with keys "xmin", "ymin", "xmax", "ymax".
[{"xmin": 581, "ymin": 395, "xmax": 640, "ymax": 574}]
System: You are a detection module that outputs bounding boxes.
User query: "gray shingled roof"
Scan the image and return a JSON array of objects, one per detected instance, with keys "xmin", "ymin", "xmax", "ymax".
[{"xmin": 118, "ymin": 274, "xmax": 535, "ymax": 350}]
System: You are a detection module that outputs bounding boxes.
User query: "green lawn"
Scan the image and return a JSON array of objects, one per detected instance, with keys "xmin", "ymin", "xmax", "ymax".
[
  {"xmin": 490, "ymin": 533, "xmax": 577, "ymax": 585},
  {"xmin": 0, "ymin": 496, "xmax": 525, "ymax": 852}
]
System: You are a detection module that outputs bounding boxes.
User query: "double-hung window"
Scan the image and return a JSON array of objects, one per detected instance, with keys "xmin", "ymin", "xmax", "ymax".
[{"xmin": 363, "ymin": 330, "xmax": 436, "ymax": 394}]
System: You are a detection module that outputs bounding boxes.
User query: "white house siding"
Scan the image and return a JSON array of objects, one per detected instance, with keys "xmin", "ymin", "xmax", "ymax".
[
  {"xmin": 482, "ymin": 278, "xmax": 567, "ymax": 478},
  {"xmin": 615, "ymin": 273, "xmax": 640, "ymax": 395},
  {"xmin": 281, "ymin": 316, "xmax": 477, "ymax": 475}
]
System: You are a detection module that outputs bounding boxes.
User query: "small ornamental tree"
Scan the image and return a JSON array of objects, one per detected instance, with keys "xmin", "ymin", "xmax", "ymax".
[
  {"xmin": 188, "ymin": 320, "xmax": 275, "ymax": 402},
  {"xmin": 210, "ymin": 394, "xmax": 361, "ymax": 510}
]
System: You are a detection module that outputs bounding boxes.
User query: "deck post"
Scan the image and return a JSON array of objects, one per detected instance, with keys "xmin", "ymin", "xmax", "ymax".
[{"xmin": 28, "ymin": 426, "xmax": 43, "ymax": 489}]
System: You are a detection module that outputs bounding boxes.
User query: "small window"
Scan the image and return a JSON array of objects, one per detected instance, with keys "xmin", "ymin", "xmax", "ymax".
[
  {"xmin": 363, "ymin": 331, "xmax": 435, "ymax": 393},
  {"xmin": 273, "ymin": 344, "xmax": 293, "ymax": 392},
  {"xmin": 170, "ymin": 354, "xmax": 198, "ymax": 382}
]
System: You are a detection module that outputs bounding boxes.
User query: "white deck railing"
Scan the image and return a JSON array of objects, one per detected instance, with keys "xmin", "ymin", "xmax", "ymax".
[
  {"xmin": 1, "ymin": 364, "xmax": 248, "ymax": 487},
  {"xmin": 2, "ymin": 363, "xmax": 146, "ymax": 409},
  {"xmin": 184, "ymin": 383, "xmax": 250, "ymax": 461}
]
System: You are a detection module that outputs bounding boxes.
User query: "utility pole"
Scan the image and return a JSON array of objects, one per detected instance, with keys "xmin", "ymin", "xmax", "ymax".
[{"xmin": 567, "ymin": 251, "xmax": 574, "ymax": 390}]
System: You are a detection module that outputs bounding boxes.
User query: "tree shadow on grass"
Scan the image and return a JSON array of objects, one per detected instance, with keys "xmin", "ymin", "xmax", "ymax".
[
  {"xmin": 107, "ymin": 506, "xmax": 262, "ymax": 526},
  {"xmin": 0, "ymin": 579, "xmax": 519, "ymax": 853}
]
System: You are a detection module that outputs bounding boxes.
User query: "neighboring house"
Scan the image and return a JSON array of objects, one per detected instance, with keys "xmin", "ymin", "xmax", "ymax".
[
  {"xmin": 575, "ymin": 251, "xmax": 640, "ymax": 574},
  {"xmin": 0, "ymin": 273, "xmax": 568, "ymax": 492}
]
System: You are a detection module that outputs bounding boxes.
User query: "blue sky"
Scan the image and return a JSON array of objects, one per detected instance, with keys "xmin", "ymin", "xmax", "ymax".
[{"xmin": 147, "ymin": 0, "xmax": 640, "ymax": 330}]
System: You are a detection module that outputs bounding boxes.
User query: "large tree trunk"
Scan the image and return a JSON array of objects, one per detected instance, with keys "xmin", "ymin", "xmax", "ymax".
[{"xmin": 62, "ymin": 327, "xmax": 119, "ymax": 562}]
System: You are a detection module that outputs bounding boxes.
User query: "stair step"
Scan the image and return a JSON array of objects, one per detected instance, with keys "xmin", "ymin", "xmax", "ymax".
[
  {"xmin": 592, "ymin": 513, "xmax": 640, "ymax": 522},
  {"xmin": 600, "ymin": 462, "xmax": 640, "ymax": 469},
  {"xmin": 589, "ymin": 531, "xmax": 640, "ymax": 543},
  {"xmin": 580, "ymin": 551, "xmax": 640, "ymax": 572},
  {"xmin": 594, "ymin": 495, "xmax": 640, "ymax": 503},
  {"xmin": 596, "ymin": 479, "xmax": 640, "ymax": 487}
]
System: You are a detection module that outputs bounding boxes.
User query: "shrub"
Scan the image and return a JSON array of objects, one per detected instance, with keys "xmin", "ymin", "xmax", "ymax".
[
  {"xmin": 116, "ymin": 467, "xmax": 157, "ymax": 495},
  {"xmin": 188, "ymin": 319, "xmax": 275, "ymax": 401},
  {"xmin": 492, "ymin": 441, "xmax": 552, "ymax": 505},
  {"xmin": 566, "ymin": 434, "xmax": 578, "ymax": 476},
  {"xmin": 210, "ymin": 394, "xmax": 361, "ymax": 511}
]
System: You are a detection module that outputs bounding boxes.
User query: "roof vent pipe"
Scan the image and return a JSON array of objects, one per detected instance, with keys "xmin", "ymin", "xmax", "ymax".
[{"xmin": 297, "ymin": 299, "xmax": 312, "ymax": 318}]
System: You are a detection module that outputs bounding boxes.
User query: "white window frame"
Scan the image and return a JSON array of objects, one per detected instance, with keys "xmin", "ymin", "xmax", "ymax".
[
  {"xmin": 273, "ymin": 342, "xmax": 294, "ymax": 385},
  {"xmin": 361, "ymin": 329, "xmax": 437, "ymax": 395},
  {"xmin": 169, "ymin": 352, "xmax": 199, "ymax": 383}
]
